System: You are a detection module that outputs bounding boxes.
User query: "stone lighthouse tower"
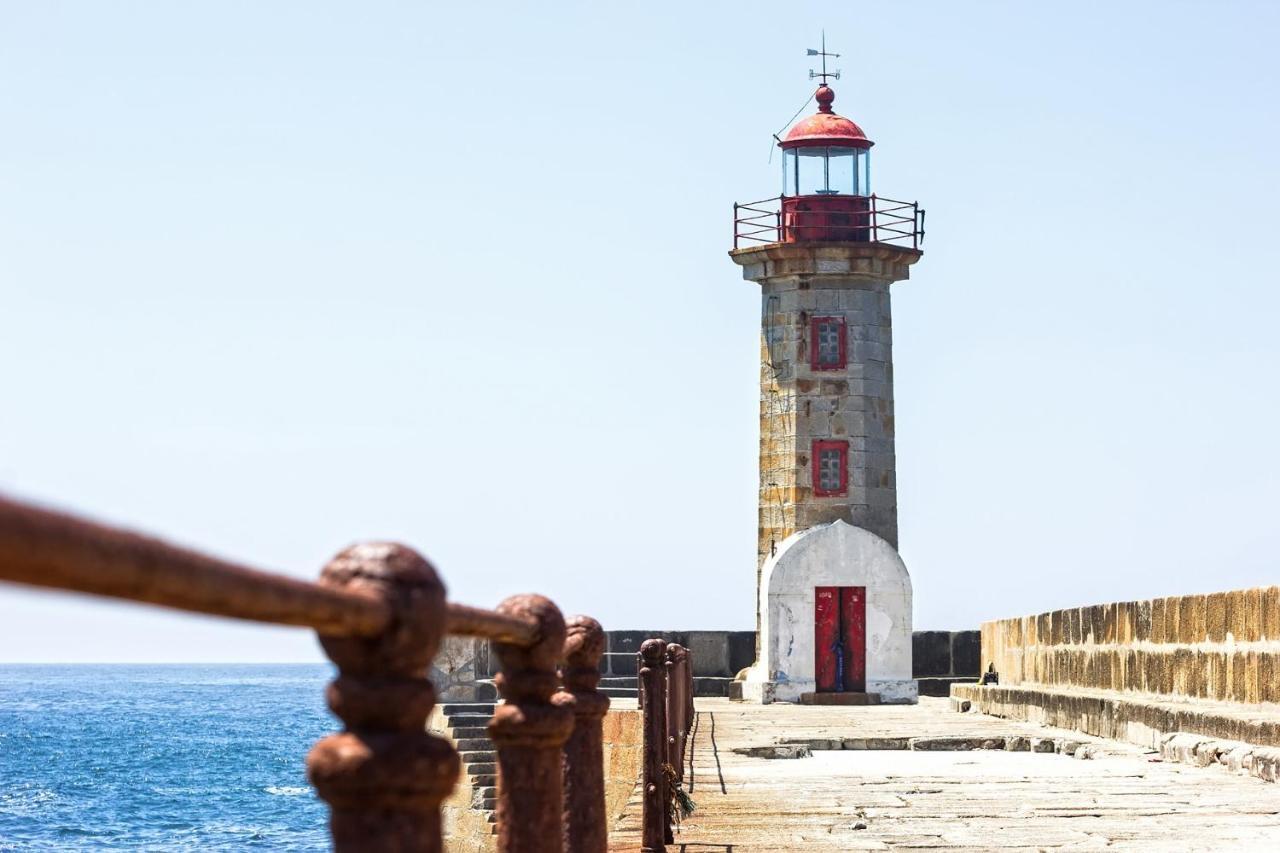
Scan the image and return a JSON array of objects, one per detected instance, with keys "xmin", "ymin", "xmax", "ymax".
[{"xmin": 731, "ymin": 55, "xmax": 924, "ymax": 704}]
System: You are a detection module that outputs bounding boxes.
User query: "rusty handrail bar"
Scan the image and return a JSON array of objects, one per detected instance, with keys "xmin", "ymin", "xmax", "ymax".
[
  {"xmin": 0, "ymin": 494, "xmax": 545, "ymax": 649},
  {"xmin": 446, "ymin": 601, "xmax": 540, "ymax": 646},
  {"xmin": 0, "ymin": 494, "xmax": 392, "ymax": 637}
]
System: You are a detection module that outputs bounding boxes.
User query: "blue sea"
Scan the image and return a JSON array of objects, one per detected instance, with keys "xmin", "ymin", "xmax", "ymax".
[{"xmin": 0, "ymin": 665, "xmax": 336, "ymax": 851}]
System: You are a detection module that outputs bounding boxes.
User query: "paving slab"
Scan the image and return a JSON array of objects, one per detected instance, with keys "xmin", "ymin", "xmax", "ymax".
[{"xmin": 608, "ymin": 698, "xmax": 1280, "ymax": 851}]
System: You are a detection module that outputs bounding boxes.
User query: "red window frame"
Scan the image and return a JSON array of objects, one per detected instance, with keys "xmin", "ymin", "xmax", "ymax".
[
  {"xmin": 812, "ymin": 439, "xmax": 849, "ymax": 497},
  {"xmin": 810, "ymin": 316, "xmax": 847, "ymax": 371}
]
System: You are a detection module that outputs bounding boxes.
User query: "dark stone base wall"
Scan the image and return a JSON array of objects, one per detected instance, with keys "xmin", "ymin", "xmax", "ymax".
[
  {"xmin": 593, "ymin": 629, "xmax": 981, "ymax": 685},
  {"xmin": 468, "ymin": 628, "xmax": 979, "ymax": 698},
  {"xmin": 912, "ymin": 630, "xmax": 980, "ymax": 679},
  {"xmin": 601, "ymin": 630, "xmax": 757, "ymax": 679}
]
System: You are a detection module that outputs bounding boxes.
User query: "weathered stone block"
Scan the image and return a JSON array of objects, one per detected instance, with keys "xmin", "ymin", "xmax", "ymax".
[
  {"xmin": 728, "ymin": 631, "xmax": 757, "ymax": 675},
  {"xmin": 1135, "ymin": 599, "xmax": 1152, "ymax": 642},
  {"xmin": 841, "ymin": 736, "xmax": 910, "ymax": 750},
  {"xmin": 1263, "ymin": 587, "xmax": 1280, "ymax": 640},
  {"xmin": 1206, "ymin": 592, "xmax": 1228, "ymax": 643},
  {"xmin": 1229, "ymin": 588, "xmax": 1262, "ymax": 643},
  {"xmin": 909, "ymin": 737, "xmax": 990, "ymax": 751},
  {"xmin": 913, "ymin": 631, "xmax": 953, "ymax": 677},
  {"xmin": 607, "ymin": 631, "xmax": 648, "ymax": 675},
  {"xmin": 1155, "ymin": 650, "xmax": 1174, "ymax": 695},
  {"xmin": 430, "ymin": 636, "xmax": 490, "ymax": 701},
  {"xmin": 733, "ymin": 744, "xmax": 811, "ymax": 759},
  {"xmin": 1245, "ymin": 651, "xmax": 1260, "ymax": 704},
  {"xmin": 1150, "ymin": 598, "xmax": 1167, "ymax": 644},
  {"xmin": 1088, "ymin": 604, "xmax": 1105, "ymax": 645},
  {"xmin": 657, "ymin": 630, "xmax": 690, "ymax": 649},
  {"xmin": 1177, "ymin": 595, "xmax": 1202, "ymax": 644},
  {"xmin": 1229, "ymin": 651, "xmax": 1247, "ymax": 703},
  {"xmin": 952, "ymin": 631, "xmax": 981, "ymax": 677},
  {"xmin": 686, "ymin": 631, "xmax": 731, "ymax": 677}
]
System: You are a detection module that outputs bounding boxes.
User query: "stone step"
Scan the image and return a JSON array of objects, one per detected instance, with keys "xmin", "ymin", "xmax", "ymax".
[
  {"xmin": 455, "ymin": 737, "xmax": 493, "ymax": 752},
  {"xmin": 693, "ymin": 676, "xmax": 734, "ymax": 697},
  {"xmin": 471, "ymin": 774, "xmax": 496, "ymax": 787},
  {"xmin": 595, "ymin": 677, "xmax": 735, "ymax": 698},
  {"xmin": 441, "ymin": 703, "xmax": 496, "ymax": 716},
  {"xmin": 448, "ymin": 714, "xmax": 494, "ymax": 728},
  {"xmin": 450, "ymin": 726, "xmax": 490, "ymax": 739},
  {"xmin": 475, "ymin": 786, "xmax": 496, "ymax": 799},
  {"xmin": 600, "ymin": 687, "xmax": 638, "ymax": 698},
  {"xmin": 459, "ymin": 750, "xmax": 496, "ymax": 764},
  {"xmin": 466, "ymin": 762, "xmax": 496, "ymax": 776}
]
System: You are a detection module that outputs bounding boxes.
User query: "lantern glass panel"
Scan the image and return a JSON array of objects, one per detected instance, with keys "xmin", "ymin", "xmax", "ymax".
[
  {"xmin": 825, "ymin": 148, "xmax": 855, "ymax": 195},
  {"xmin": 787, "ymin": 147, "xmax": 863, "ymax": 196}
]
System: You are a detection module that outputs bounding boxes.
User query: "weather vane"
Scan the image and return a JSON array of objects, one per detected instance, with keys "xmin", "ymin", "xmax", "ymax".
[{"xmin": 806, "ymin": 31, "xmax": 841, "ymax": 85}]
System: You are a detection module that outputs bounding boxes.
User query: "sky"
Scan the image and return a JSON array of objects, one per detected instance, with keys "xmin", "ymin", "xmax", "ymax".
[{"xmin": 2, "ymin": 1, "xmax": 1278, "ymax": 662}]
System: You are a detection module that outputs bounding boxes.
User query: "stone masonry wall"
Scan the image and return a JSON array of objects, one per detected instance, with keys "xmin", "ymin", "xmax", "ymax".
[
  {"xmin": 757, "ymin": 277, "xmax": 898, "ymax": 582},
  {"xmin": 980, "ymin": 586, "xmax": 1280, "ymax": 704}
]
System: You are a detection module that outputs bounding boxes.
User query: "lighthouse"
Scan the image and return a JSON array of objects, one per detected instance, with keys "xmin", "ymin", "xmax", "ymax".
[{"xmin": 730, "ymin": 50, "xmax": 924, "ymax": 704}]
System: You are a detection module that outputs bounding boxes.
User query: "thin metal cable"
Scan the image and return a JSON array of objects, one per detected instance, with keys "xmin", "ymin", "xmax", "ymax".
[{"xmin": 767, "ymin": 92, "xmax": 815, "ymax": 163}]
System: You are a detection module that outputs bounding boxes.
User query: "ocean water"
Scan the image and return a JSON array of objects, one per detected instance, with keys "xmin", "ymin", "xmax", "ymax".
[{"xmin": 0, "ymin": 664, "xmax": 337, "ymax": 851}]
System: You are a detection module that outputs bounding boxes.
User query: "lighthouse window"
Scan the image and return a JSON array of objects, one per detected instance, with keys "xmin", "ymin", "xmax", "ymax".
[
  {"xmin": 813, "ymin": 440, "xmax": 848, "ymax": 496},
  {"xmin": 810, "ymin": 317, "xmax": 846, "ymax": 370}
]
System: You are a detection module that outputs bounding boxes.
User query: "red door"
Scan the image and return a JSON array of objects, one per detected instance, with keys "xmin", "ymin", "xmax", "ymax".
[
  {"xmin": 841, "ymin": 586, "xmax": 867, "ymax": 693},
  {"xmin": 814, "ymin": 587, "xmax": 840, "ymax": 692},
  {"xmin": 814, "ymin": 586, "xmax": 867, "ymax": 693}
]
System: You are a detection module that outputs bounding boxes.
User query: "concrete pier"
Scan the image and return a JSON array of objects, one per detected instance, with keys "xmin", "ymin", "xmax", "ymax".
[{"xmin": 608, "ymin": 698, "xmax": 1280, "ymax": 850}]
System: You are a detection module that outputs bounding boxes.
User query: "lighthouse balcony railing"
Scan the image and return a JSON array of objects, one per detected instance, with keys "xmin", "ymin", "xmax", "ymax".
[{"xmin": 733, "ymin": 194, "xmax": 925, "ymax": 250}]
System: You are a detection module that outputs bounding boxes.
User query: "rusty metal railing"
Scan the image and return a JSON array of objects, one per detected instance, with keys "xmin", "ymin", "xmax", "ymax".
[
  {"xmin": 638, "ymin": 639, "xmax": 695, "ymax": 852},
  {"xmin": 0, "ymin": 494, "xmax": 609, "ymax": 853},
  {"xmin": 733, "ymin": 193, "xmax": 925, "ymax": 250}
]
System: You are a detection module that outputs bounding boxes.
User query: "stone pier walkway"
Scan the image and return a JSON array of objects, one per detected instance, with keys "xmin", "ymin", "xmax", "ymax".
[{"xmin": 608, "ymin": 698, "xmax": 1280, "ymax": 851}]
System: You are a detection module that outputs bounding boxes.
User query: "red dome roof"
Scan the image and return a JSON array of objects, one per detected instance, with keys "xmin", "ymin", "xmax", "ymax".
[{"xmin": 780, "ymin": 85, "xmax": 873, "ymax": 150}]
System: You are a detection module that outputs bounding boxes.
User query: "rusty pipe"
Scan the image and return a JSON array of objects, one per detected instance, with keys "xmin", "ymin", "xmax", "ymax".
[
  {"xmin": 445, "ymin": 602, "xmax": 540, "ymax": 646},
  {"xmin": 0, "ymin": 494, "xmax": 391, "ymax": 637}
]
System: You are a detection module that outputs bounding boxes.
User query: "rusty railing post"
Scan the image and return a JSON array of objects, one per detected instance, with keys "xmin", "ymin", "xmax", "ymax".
[
  {"xmin": 665, "ymin": 645, "xmax": 686, "ymax": 845},
  {"xmin": 639, "ymin": 638, "xmax": 668, "ymax": 853},
  {"xmin": 558, "ymin": 615, "xmax": 610, "ymax": 853},
  {"xmin": 306, "ymin": 543, "xmax": 460, "ymax": 853},
  {"xmin": 489, "ymin": 594, "xmax": 575, "ymax": 853},
  {"xmin": 684, "ymin": 650, "xmax": 695, "ymax": 772},
  {"xmin": 665, "ymin": 644, "xmax": 691, "ymax": 784}
]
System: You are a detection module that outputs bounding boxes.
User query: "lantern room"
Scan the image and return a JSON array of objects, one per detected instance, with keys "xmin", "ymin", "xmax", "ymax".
[
  {"xmin": 780, "ymin": 85, "xmax": 872, "ymax": 197},
  {"xmin": 778, "ymin": 84, "xmax": 875, "ymax": 243}
]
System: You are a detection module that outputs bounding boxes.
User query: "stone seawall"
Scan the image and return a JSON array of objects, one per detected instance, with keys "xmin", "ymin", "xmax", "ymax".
[
  {"xmin": 978, "ymin": 586, "xmax": 1280, "ymax": 703},
  {"xmin": 602, "ymin": 708, "xmax": 642, "ymax": 827},
  {"xmin": 912, "ymin": 630, "xmax": 979, "ymax": 696}
]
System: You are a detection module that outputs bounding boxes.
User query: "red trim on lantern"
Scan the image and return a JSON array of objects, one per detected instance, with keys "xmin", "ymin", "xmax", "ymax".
[
  {"xmin": 812, "ymin": 440, "xmax": 849, "ymax": 497},
  {"xmin": 810, "ymin": 316, "xmax": 847, "ymax": 371}
]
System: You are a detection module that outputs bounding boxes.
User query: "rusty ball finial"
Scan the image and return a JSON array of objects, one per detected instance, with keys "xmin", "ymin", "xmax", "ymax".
[
  {"xmin": 564, "ymin": 615, "xmax": 606, "ymax": 669},
  {"xmin": 314, "ymin": 542, "xmax": 446, "ymax": 678},
  {"xmin": 816, "ymin": 84, "xmax": 835, "ymax": 114},
  {"xmin": 640, "ymin": 638, "xmax": 667, "ymax": 667}
]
